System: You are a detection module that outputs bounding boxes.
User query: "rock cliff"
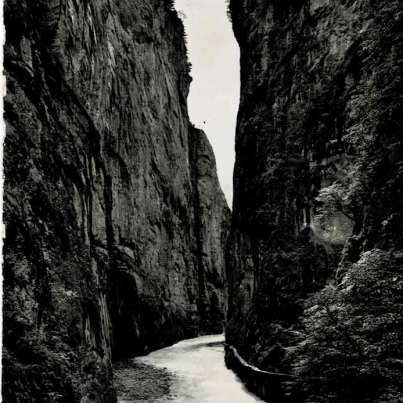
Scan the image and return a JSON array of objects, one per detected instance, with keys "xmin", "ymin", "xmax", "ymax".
[
  {"xmin": 227, "ymin": 0, "xmax": 403, "ymax": 400},
  {"xmin": 3, "ymin": 0, "xmax": 230, "ymax": 401}
]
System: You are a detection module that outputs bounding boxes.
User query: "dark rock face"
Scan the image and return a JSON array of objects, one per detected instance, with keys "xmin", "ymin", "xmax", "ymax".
[
  {"xmin": 3, "ymin": 0, "xmax": 230, "ymax": 401},
  {"xmin": 226, "ymin": 0, "xmax": 403, "ymax": 399}
]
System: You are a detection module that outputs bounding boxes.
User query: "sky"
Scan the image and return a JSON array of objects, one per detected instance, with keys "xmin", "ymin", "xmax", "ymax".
[{"xmin": 174, "ymin": 0, "xmax": 240, "ymax": 208}]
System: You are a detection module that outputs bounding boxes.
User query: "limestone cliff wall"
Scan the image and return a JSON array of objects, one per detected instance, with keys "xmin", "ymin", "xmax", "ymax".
[
  {"xmin": 226, "ymin": 0, "xmax": 403, "ymax": 379},
  {"xmin": 3, "ymin": 0, "xmax": 230, "ymax": 401}
]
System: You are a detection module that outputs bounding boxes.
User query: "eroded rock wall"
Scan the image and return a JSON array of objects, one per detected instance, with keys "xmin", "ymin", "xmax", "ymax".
[
  {"xmin": 189, "ymin": 126, "xmax": 231, "ymax": 333},
  {"xmin": 3, "ymin": 0, "xmax": 230, "ymax": 401},
  {"xmin": 227, "ymin": 0, "xmax": 403, "ymax": 375}
]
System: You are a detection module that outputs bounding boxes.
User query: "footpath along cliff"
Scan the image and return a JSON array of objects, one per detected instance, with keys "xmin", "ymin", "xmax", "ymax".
[
  {"xmin": 226, "ymin": 0, "xmax": 403, "ymax": 401},
  {"xmin": 3, "ymin": 0, "xmax": 230, "ymax": 401}
]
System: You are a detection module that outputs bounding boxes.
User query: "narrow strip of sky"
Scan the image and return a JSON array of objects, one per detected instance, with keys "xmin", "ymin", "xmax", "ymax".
[{"xmin": 174, "ymin": 0, "xmax": 239, "ymax": 208}]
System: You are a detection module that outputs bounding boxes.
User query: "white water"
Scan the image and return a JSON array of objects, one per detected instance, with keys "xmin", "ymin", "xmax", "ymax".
[{"xmin": 121, "ymin": 334, "xmax": 264, "ymax": 403}]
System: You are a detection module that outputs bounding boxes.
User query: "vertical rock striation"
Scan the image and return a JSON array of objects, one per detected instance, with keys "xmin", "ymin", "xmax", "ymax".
[
  {"xmin": 3, "ymin": 0, "xmax": 230, "ymax": 402},
  {"xmin": 227, "ymin": 0, "xmax": 403, "ymax": 400}
]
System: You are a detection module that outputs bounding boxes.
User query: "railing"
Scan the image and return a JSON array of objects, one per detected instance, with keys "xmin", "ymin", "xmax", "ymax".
[{"xmin": 225, "ymin": 344, "xmax": 303, "ymax": 402}]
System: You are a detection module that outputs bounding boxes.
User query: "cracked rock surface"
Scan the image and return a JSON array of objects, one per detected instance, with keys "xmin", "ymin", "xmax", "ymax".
[{"xmin": 3, "ymin": 1, "xmax": 230, "ymax": 402}]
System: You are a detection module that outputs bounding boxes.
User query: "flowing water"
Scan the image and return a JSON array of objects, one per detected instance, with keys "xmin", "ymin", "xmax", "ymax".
[{"xmin": 119, "ymin": 334, "xmax": 264, "ymax": 403}]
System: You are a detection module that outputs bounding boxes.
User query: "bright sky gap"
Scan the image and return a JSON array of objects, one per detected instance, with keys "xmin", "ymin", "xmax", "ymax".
[{"xmin": 174, "ymin": 0, "xmax": 240, "ymax": 208}]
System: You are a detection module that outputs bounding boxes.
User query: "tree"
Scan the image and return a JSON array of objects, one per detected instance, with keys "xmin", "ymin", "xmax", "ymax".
[
  {"xmin": 315, "ymin": 181, "xmax": 356, "ymax": 222},
  {"xmin": 292, "ymin": 250, "xmax": 403, "ymax": 402}
]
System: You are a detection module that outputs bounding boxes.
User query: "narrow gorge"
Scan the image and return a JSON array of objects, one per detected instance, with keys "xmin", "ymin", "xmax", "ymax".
[
  {"xmin": 3, "ymin": 0, "xmax": 230, "ymax": 401},
  {"xmin": 3, "ymin": 0, "xmax": 403, "ymax": 402}
]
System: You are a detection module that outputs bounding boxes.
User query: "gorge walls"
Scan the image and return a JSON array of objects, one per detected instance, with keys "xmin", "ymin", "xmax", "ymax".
[
  {"xmin": 227, "ymin": 0, "xmax": 403, "ymax": 401},
  {"xmin": 3, "ymin": 0, "xmax": 230, "ymax": 401}
]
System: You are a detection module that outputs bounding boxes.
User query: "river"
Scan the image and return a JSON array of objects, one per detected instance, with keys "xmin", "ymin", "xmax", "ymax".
[{"xmin": 118, "ymin": 334, "xmax": 264, "ymax": 403}]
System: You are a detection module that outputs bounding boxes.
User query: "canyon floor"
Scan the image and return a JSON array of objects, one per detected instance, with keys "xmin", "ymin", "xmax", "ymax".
[
  {"xmin": 114, "ymin": 335, "xmax": 263, "ymax": 403},
  {"xmin": 114, "ymin": 360, "xmax": 174, "ymax": 403}
]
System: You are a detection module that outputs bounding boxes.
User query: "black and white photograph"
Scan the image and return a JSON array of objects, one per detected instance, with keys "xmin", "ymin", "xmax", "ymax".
[{"xmin": 2, "ymin": 0, "xmax": 403, "ymax": 402}]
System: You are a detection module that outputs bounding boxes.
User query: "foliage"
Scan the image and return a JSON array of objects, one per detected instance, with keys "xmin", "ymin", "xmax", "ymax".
[
  {"xmin": 294, "ymin": 3, "xmax": 403, "ymax": 400},
  {"xmin": 341, "ymin": 1, "xmax": 403, "ymax": 221},
  {"xmin": 228, "ymin": 2, "xmax": 403, "ymax": 401},
  {"xmin": 177, "ymin": 10, "xmax": 187, "ymax": 20},
  {"xmin": 315, "ymin": 160, "xmax": 370, "ymax": 224},
  {"xmin": 225, "ymin": 0, "xmax": 232, "ymax": 22},
  {"xmin": 315, "ymin": 181, "xmax": 356, "ymax": 222},
  {"xmin": 165, "ymin": 0, "xmax": 175, "ymax": 12},
  {"xmin": 293, "ymin": 250, "xmax": 403, "ymax": 402}
]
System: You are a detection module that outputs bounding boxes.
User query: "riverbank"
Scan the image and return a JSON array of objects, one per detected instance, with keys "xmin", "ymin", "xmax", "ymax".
[
  {"xmin": 225, "ymin": 344, "xmax": 298, "ymax": 402},
  {"xmin": 114, "ymin": 359, "xmax": 175, "ymax": 403},
  {"xmin": 115, "ymin": 335, "xmax": 264, "ymax": 403}
]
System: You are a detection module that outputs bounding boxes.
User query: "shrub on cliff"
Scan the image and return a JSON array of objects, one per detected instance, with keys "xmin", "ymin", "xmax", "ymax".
[{"xmin": 293, "ymin": 250, "xmax": 403, "ymax": 402}]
